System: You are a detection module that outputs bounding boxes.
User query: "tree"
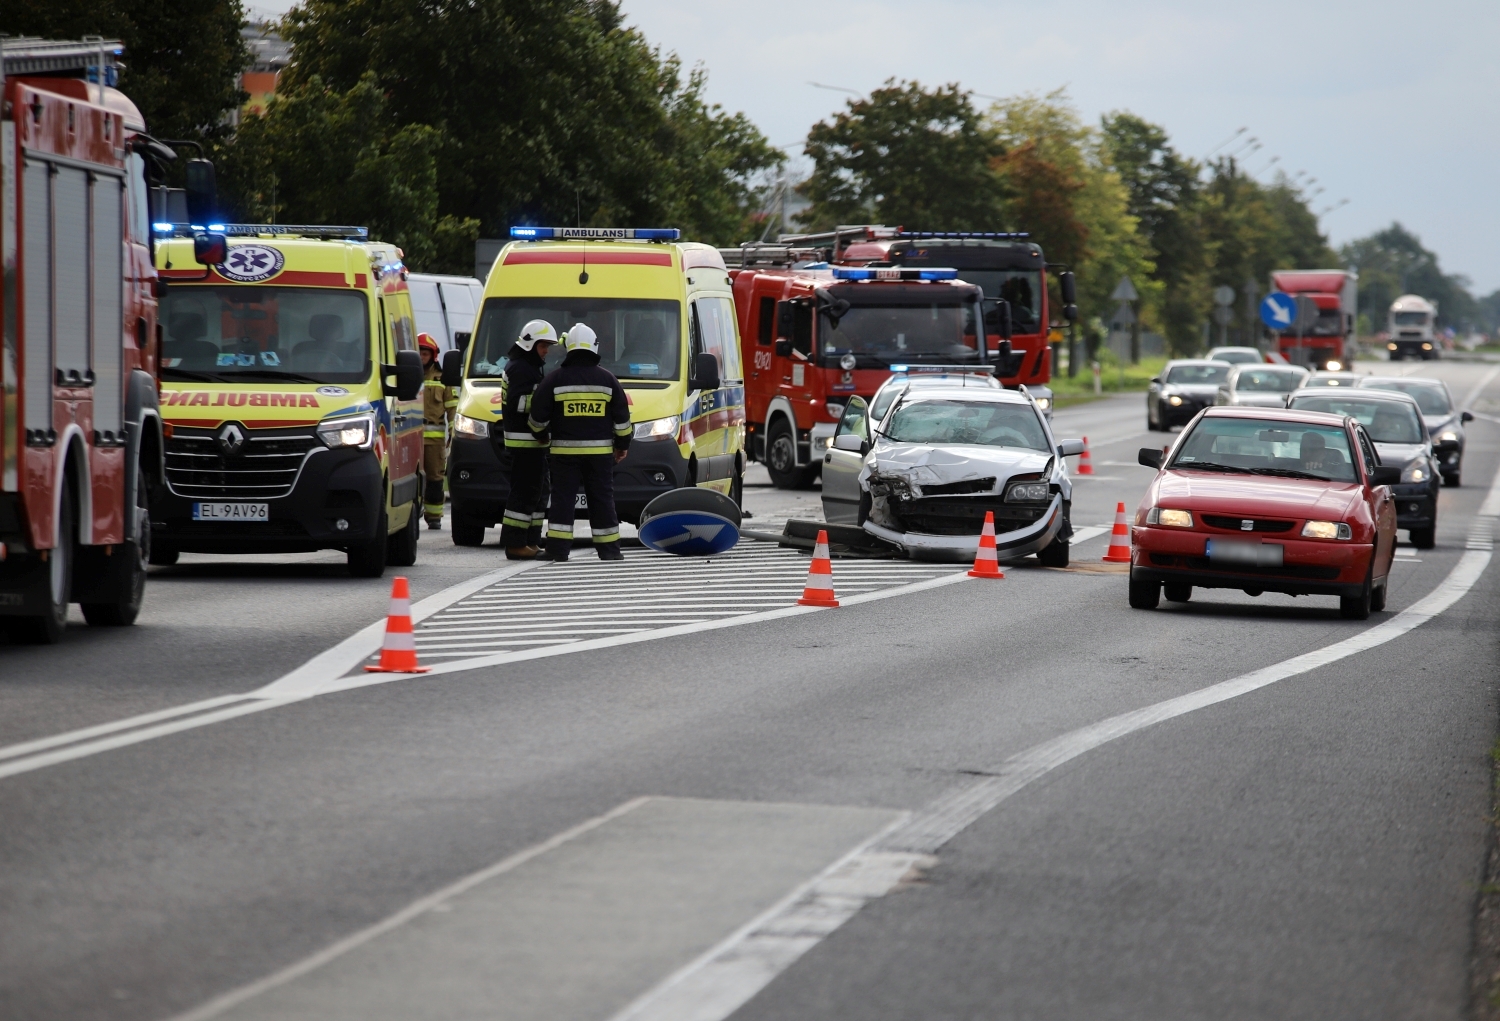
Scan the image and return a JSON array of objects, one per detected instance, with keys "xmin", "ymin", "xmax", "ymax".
[
  {"xmin": 1100, "ymin": 113, "xmax": 1206, "ymax": 355},
  {"xmin": 278, "ymin": 0, "xmax": 780, "ymax": 246},
  {"xmin": 219, "ymin": 74, "xmax": 456, "ymax": 269},
  {"xmin": 798, "ymin": 80, "xmax": 1007, "ymax": 231},
  {"xmin": 985, "ymin": 92, "xmax": 1158, "ymax": 337},
  {"xmin": 1339, "ymin": 223, "xmax": 1478, "ymax": 333},
  {"xmin": 2, "ymin": 0, "xmax": 249, "ymax": 146}
]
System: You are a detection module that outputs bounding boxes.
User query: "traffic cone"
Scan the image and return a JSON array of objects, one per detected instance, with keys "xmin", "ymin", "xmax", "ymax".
[
  {"xmin": 364, "ymin": 576, "xmax": 431, "ymax": 673},
  {"xmin": 1102, "ymin": 502, "xmax": 1132, "ymax": 563},
  {"xmin": 968, "ymin": 511, "xmax": 1004, "ymax": 579},
  {"xmin": 1077, "ymin": 436, "xmax": 1094, "ymax": 475},
  {"xmin": 797, "ymin": 530, "xmax": 840, "ymax": 607}
]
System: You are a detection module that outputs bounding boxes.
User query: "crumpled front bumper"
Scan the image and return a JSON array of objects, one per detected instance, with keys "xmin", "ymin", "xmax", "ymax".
[{"xmin": 861, "ymin": 493, "xmax": 1065, "ymax": 562}]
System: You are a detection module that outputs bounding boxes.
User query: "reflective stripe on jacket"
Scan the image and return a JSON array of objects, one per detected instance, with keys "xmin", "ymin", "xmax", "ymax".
[
  {"xmin": 503, "ymin": 345, "xmax": 549, "ymax": 449},
  {"xmin": 528, "ymin": 351, "xmax": 631, "ymax": 456}
]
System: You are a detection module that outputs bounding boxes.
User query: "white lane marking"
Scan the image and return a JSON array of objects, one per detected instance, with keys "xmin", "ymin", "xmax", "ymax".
[
  {"xmin": 162, "ymin": 798, "xmax": 654, "ymax": 1021},
  {"xmin": 607, "ymin": 460, "xmax": 1500, "ymax": 1021},
  {"xmin": 0, "ymin": 565, "xmax": 968, "ymax": 780},
  {"xmin": 1458, "ymin": 364, "xmax": 1500, "ymax": 410},
  {"xmin": 0, "ymin": 695, "xmax": 250, "ymax": 763},
  {"xmin": 1068, "ymin": 526, "xmax": 1107, "ymax": 545}
]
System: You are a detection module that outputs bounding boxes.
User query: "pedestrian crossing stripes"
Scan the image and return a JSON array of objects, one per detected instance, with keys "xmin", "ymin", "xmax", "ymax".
[{"xmin": 384, "ymin": 544, "xmax": 963, "ymax": 661}]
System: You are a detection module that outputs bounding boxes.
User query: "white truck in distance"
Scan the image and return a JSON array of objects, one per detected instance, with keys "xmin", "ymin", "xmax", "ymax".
[{"xmin": 1387, "ymin": 294, "xmax": 1438, "ymax": 360}]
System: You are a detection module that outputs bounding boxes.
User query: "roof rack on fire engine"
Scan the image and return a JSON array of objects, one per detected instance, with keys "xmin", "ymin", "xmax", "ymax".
[
  {"xmin": 152, "ymin": 223, "xmax": 370, "ymax": 240},
  {"xmin": 508, "ymin": 226, "xmax": 681, "ymax": 241},
  {"xmin": 717, "ymin": 242, "xmax": 828, "ymax": 268},
  {"xmin": 1, "ymin": 37, "xmax": 125, "ymax": 81},
  {"xmin": 896, "ymin": 231, "xmax": 1031, "ymax": 240}
]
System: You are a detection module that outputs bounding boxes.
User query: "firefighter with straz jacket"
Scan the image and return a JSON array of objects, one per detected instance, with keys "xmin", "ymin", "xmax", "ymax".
[
  {"xmin": 527, "ymin": 323, "xmax": 632, "ymax": 562},
  {"xmin": 419, "ymin": 333, "xmax": 457, "ymax": 529},
  {"xmin": 496, "ymin": 319, "xmax": 558, "ymax": 558}
]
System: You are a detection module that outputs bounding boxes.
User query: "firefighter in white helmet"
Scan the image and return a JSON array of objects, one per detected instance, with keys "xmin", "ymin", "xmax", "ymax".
[
  {"xmin": 496, "ymin": 319, "xmax": 558, "ymax": 557},
  {"xmin": 526, "ymin": 322, "xmax": 632, "ymax": 561}
]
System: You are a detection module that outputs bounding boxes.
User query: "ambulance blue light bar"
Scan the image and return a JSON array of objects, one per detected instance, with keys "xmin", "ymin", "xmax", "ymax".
[
  {"xmin": 152, "ymin": 223, "xmax": 370, "ymax": 240},
  {"xmin": 831, "ymin": 267, "xmax": 959, "ymax": 281},
  {"xmin": 897, "ymin": 231, "xmax": 1031, "ymax": 240},
  {"xmin": 509, "ymin": 226, "xmax": 681, "ymax": 241}
]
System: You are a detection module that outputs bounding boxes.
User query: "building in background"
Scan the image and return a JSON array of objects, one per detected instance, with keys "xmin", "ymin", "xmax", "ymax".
[{"xmin": 237, "ymin": 22, "xmax": 290, "ymax": 121}]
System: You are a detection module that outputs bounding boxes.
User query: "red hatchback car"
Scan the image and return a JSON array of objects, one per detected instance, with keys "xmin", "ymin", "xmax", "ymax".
[{"xmin": 1131, "ymin": 407, "xmax": 1400, "ymax": 619}]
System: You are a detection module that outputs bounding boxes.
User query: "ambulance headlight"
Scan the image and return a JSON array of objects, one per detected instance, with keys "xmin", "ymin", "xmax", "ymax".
[
  {"xmin": 317, "ymin": 415, "xmax": 375, "ymax": 449},
  {"xmin": 633, "ymin": 414, "xmax": 680, "ymax": 441},
  {"xmin": 452, "ymin": 414, "xmax": 490, "ymax": 439}
]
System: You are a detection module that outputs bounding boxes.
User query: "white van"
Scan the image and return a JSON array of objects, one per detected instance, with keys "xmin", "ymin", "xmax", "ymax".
[{"xmin": 408, "ymin": 273, "xmax": 484, "ymax": 352}]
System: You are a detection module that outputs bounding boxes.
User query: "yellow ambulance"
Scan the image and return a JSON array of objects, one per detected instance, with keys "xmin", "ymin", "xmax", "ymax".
[
  {"xmin": 446, "ymin": 227, "xmax": 746, "ymax": 545},
  {"xmin": 152, "ymin": 224, "xmax": 426, "ymax": 576}
]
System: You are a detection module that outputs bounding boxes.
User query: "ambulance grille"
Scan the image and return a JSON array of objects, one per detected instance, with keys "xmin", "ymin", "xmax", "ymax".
[{"xmin": 164, "ymin": 426, "xmax": 320, "ymax": 499}]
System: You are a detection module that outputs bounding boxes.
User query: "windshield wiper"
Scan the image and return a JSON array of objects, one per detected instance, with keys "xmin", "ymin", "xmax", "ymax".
[
  {"xmin": 1169, "ymin": 461, "xmax": 1248, "ymax": 473},
  {"xmin": 1243, "ymin": 467, "xmax": 1332, "ymax": 481}
]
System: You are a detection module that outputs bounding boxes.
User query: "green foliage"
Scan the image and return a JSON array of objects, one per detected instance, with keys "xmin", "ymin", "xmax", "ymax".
[
  {"xmin": 1100, "ymin": 113, "xmax": 1206, "ymax": 356},
  {"xmin": 799, "ymin": 80, "xmax": 1007, "ymax": 231},
  {"xmin": 276, "ymin": 0, "xmax": 781, "ymax": 249},
  {"xmin": 1339, "ymin": 223, "xmax": 1479, "ymax": 332},
  {"xmin": 220, "ymin": 74, "xmax": 442, "ymax": 266},
  {"xmin": 2, "ymin": 0, "xmax": 249, "ymax": 146}
]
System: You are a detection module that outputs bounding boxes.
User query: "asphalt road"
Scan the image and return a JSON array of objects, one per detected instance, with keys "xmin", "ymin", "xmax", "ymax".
[{"xmin": 2, "ymin": 360, "xmax": 1498, "ymax": 1021}]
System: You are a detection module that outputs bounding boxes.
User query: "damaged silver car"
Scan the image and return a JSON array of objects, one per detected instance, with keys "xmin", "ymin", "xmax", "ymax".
[{"xmin": 821, "ymin": 386, "xmax": 1085, "ymax": 564}]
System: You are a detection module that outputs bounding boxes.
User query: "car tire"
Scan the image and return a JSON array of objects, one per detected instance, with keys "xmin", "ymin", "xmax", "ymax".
[
  {"xmin": 730, "ymin": 466, "xmax": 744, "ymax": 509},
  {"xmin": 1128, "ymin": 573, "xmax": 1160, "ymax": 609},
  {"xmin": 1408, "ymin": 526, "xmax": 1435, "ymax": 550},
  {"xmin": 1163, "ymin": 581, "xmax": 1192, "ymax": 603},
  {"xmin": 1444, "ymin": 472, "xmax": 1461, "ymax": 488},
  {"xmin": 1370, "ymin": 581, "xmax": 1387, "ymax": 613},
  {"xmin": 1037, "ymin": 535, "xmax": 1069, "ymax": 568},
  {"xmin": 387, "ymin": 490, "xmax": 421, "ymax": 567},
  {"xmin": 765, "ymin": 419, "xmax": 818, "ymax": 490},
  {"xmin": 451, "ymin": 513, "xmax": 486, "ymax": 547},
  {"xmin": 1340, "ymin": 563, "xmax": 1373, "ymax": 620},
  {"xmin": 347, "ymin": 504, "xmax": 389, "ymax": 578}
]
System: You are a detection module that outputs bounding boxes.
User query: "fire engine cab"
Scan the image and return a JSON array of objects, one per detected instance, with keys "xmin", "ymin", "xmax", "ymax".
[{"xmin": 726, "ymin": 240, "xmax": 998, "ymax": 488}]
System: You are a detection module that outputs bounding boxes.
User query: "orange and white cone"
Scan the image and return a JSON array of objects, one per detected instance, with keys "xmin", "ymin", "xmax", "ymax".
[
  {"xmin": 968, "ymin": 511, "xmax": 1004, "ymax": 579},
  {"xmin": 364, "ymin": 576, "xmax": 430, "ymax": 673},
  {"xmin": 1102, "ymin": 502, "xmax": 1132, "ymax": 563},
  {"xmin": 1077, "ymin": 436, "xmax": 1094, "ymax": 475},
  {"xmin": 797, "ymin": 530, "xmax": 840, "ymax": 607}
]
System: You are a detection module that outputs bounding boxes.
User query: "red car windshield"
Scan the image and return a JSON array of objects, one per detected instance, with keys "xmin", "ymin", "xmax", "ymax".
[{"xmin": 1171, "ymin": 418, "xmax": 1358, "ymax": 483}]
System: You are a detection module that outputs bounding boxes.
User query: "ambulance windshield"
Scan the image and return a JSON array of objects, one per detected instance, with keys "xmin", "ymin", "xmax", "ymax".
[
  {"xmin": 160, "ymin": 287, "xmax": 371, "ymax": 384},
  {"xmin": 470, "ymin": 297, "xmax": 681, "ymax": 381}
]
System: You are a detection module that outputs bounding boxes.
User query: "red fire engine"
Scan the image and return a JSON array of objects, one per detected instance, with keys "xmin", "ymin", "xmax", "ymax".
[
  {"xmin": 0, "ymin": 38, "xmax": 220, "ymax": 641},
  {"xmin": 725, "ymin": 227, "xmax": 1074, "ymax": 489}
]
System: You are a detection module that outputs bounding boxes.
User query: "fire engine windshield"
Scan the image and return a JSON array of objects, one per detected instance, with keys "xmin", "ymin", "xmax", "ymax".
[
  {"xmin": 817, "ymin": 292, "xmax": 982, "ymax": 366},
  {"xmin": 159, "ymin": 287, "xmax": 371, "ymax": 384},
  {"xmin": 955, "ymin": 271, "xmax": 1042, "ymax": 334},
  {"xmin": 469, "ymin": 297, "xmax": 681, "ymax": 381}
]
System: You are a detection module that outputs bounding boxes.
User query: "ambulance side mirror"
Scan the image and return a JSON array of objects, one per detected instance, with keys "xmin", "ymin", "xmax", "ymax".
[
  {"xmin": 386, "ymin": 350, "xmax": 424, "ymax": 401},
  {"xmin": 441, "ymin": 349, "xmax": 464, "ymax": 387},
  {"xmin": 691, "ymin": 353, "xmax": 721, "ymax": 392},
  {"xmin": 184, "ymin": 158, "xmax": 218, "ymax": 226},
  {"xmin": 193, "ymin": 232, "xmax": 227, "ymax": 266}
]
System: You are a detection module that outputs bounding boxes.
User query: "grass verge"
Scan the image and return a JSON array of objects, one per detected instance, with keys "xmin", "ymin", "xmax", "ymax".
[{"xmin": 1051, "ymin": 351, "xmax": 1168, "ymax": 399}]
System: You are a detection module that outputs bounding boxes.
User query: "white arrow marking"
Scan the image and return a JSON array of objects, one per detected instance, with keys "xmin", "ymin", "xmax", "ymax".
[
  {"xmin": 1269, "ymin": 300, "xmax": 1293, "ymax": 326},
  {"xmin": 655, "ymin": 524, "xmax": 725, "ymax": 548}
]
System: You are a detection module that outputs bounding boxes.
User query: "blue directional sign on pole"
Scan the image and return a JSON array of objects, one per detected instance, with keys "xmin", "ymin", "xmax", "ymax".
[{"xmin": 1260, "ymin": 292, "xmax": 1297, "ymax": 331}]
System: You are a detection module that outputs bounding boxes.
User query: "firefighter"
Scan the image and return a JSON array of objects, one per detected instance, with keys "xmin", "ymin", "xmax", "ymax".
[
  {"xmin": 527, "ymin": 323, "xmax": 632, "ymax": 562},
  {"xmin": 419, "ymin": 333, "xmax": 456, "ymax": 529},
  {"xmin": 496, "ymin": 319, "xmax": 558, "ymax": 558}
]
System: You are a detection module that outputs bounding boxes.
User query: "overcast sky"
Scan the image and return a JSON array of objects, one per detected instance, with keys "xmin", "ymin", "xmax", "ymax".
[{"xmin": 246, "ymin": 0, "xmax": 1500, "ymax": 293}]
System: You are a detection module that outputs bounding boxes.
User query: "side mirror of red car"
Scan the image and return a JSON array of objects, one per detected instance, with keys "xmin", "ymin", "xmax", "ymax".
[
  {"xmin": 1138, "ymin": 447, "xmax": 1163, "ymax": 469},
  {"xmin": 1369, "ymin": 465, "xmax": 1401, "ymax": 486}
]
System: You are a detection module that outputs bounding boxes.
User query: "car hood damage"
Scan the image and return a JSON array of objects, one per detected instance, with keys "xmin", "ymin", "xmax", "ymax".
[{"xmin": 858, "ymin": 442, "xmax": 1067, "ymax": 561}]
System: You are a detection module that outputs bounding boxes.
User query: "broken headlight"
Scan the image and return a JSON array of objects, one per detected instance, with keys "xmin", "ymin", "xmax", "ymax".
[
  {"xmin": 867, "ymin": 474, "xmax": 913, "ymax": 501},
  {"xmin": 1004, "ymin": 480, "xmax": 1051, "ymax": 503}
]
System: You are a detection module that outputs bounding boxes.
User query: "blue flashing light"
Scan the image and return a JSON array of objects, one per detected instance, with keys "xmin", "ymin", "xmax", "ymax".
[
  {"xmin": 509, "ymin": 226, "xmax": 682, "ymax": 241},
  {"xmin": 897, "ymin": 231, "xmax": 1031, "ymax": 240},
  {"xmin": 890, "ymin": 364, "xmax": 910, "ymax": 372},
  {"xmin": 831, "ymin": 266, "xmax": 959, "ymax": 282},
  {"xmin": 207, "ymin": 223, "xmax": 225, "ymax": 231},
  {"xmin": 152, "ymin": 222, "xmax": 174, "ymax": 233}
]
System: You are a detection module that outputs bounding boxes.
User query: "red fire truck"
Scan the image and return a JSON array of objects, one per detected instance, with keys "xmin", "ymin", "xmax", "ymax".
[
  {"xmin": 724, "ymin": 227, "xmax": 1074, "ymax": 488},
  {"xmin": 0, "ymin": 39, "xmax": 220, "ymax": 641},
  {"xmin": 1268, "ymin": 269, "xmax": 1358, "ymax": 371}
]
